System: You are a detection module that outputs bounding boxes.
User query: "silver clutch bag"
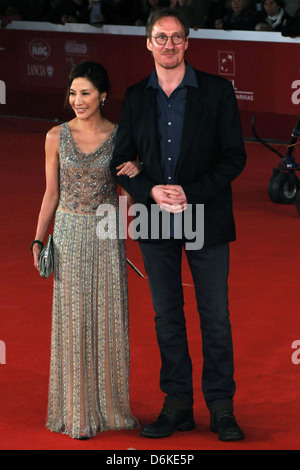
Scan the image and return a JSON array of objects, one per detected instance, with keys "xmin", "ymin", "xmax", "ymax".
[{"xmin": 39, "ymin": 234, "xmax": 54, "ymax": 278}]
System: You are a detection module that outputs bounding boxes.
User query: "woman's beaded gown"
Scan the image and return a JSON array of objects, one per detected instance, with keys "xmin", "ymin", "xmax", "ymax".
[{"xmin": 46, "ymin": 123, "xmax": 138, "ymax": 439}]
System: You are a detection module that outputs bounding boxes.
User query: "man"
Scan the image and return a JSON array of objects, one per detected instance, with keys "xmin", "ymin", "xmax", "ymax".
[{"xmin": 110, "ymin": 7, "xmax": 246, "ymax": 441}]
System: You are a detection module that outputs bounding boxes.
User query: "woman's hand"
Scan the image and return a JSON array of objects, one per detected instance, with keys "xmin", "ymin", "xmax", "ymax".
[
  {"xmin": 116, "ymin": 161, "xmax": 142, "ymax": 178},
  {"xmin": 32, "ymin": 244, "xmax": 41, "ymax": 271}
]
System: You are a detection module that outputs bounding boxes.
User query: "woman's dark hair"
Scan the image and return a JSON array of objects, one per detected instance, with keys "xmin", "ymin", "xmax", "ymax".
[
  {"xmin": 146, "ymin": 7, "xmax": 190, "ymax": 39},
  {"xmin": 64, "ymin": 61, "xmax": 110, "ymax": 107}
]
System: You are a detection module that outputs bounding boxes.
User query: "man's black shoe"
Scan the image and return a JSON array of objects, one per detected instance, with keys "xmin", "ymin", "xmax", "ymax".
[
  {"xmin": 210, "ymin": 410, "xmax": 244, "ymax": 441},
  {"xmin": 140, "ymin": 407, "xmax": 195, "ymax": 438}
]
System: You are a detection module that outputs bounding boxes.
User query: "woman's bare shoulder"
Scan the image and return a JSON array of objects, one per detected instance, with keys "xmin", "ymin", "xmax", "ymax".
[{"xmin": 46, "ymin": 124, "xmax": 61, "ymax": 142}]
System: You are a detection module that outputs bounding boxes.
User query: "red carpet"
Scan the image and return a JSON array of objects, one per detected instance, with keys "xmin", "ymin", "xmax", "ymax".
[{"xmin": 1, "ymin": 116, "xmax": 300, "ymax": 451}]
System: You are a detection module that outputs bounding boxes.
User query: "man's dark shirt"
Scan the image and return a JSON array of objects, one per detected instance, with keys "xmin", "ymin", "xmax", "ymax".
[
  {"xmin": 147, "ymin": 63, "xmax": 198, "ymax": 236},
  {"xmin": 147, "ymin": 62, "xmax": 198, "ymax": 185}
]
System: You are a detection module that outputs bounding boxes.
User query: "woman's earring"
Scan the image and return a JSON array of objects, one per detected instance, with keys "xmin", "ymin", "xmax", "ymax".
[{"xmin": 100, "ymin": 98, "xmax": 105, "ymax": 109}]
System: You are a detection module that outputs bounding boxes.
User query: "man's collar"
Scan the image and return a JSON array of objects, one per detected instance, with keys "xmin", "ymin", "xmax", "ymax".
[{"xmin": 147, "ymin": 62, "xmax": 198, "ymax": 90}]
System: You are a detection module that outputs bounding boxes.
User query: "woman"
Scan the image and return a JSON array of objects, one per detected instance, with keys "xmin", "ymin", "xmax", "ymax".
[
  {"xmin": 32, "ymin": 61, "xmax": 140, "ymax": 440},
  {"xmin": 255, "ymin": 0, "xmax": 292, "ymax": 31}
]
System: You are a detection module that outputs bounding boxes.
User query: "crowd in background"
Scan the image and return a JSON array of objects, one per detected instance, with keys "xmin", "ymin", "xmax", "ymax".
[{"xmin": 0, "ymin": 0, "xmax": 300, "ymax": 36}]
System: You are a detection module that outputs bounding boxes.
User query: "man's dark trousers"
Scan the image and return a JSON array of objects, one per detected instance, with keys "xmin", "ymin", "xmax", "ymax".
[{"xmin": 139, "ymin": 238, "xmax": 236, "ymax": 413}]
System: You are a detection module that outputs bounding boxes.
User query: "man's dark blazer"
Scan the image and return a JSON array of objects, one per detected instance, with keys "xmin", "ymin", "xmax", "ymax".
[{"xmin": 110, "ymin": 66, "xmax": 247, "ymax": 247}]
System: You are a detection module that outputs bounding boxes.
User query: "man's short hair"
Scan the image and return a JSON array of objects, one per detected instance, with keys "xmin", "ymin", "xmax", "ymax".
[{"xmin": 146, "ymin": 7, "xmax": 190, "ymax": 39}]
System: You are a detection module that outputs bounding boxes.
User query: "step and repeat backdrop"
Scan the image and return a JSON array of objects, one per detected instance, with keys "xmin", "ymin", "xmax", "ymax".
[{"xmin": 1, "ymin": 22, "xmax": 300, "ymax": 139}]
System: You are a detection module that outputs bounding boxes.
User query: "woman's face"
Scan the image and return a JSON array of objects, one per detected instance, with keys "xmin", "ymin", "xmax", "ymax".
[
  {"xmin": 69, "ymin": 77, "xmax": 106, "ymax": 119},
  {"xmin": 263, "ymin": 0, "xmax": 280, "ymax": 16}
]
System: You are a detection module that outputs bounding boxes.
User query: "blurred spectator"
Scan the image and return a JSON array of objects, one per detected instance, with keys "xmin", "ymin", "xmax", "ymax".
[
  {"xmin": 100, "ymin": 0, "xmax": 117, "ymax": 23},
  {"xmin": 169, "ymin": 0, "xmax": 206, "ymax": 28},
  {"xmin": 101, "ymin": 0, "xmax": 167, "ymax": 25},
  {"xmin": 255, "ymin": 0, "xmax": 292, "ymax": 30},
  {"xmin": 203, "ymin": 0, "xmax": 231, "ymax": 28},
  {"xmin": 111, "ymin": 0, "xmax": 145, "ymax": 25},
  {"xmin": 281, "ymin": 3, "xmax": 300, "ymax": 35},
  {"xmin": 215, "ymin": 0, "xmax": 259, "ymax": 29},
  {"xmin": 46, "ymin": 0, "xmax": 91, "ymax": 24},
  {"xmin": 45, "ymin": 0, "xmax": 65, "ymax": 12},
  {"xmin": 136, "ymin": 0, "xmax": 170, "ymax": 24},
  {"xmin": 0, "ymin": 0, "xmax": 13, "ymax": 12},
  {"xmin": 0, "ymin": 2, "xmax": 22, "ymax": 27},
  {"xmin": 14, "ymin": 0, "xmax": 49, "ymax": 21},
  {"xmin": 89, "ymin": 0, "xmax": 105, "ymax": 24}
]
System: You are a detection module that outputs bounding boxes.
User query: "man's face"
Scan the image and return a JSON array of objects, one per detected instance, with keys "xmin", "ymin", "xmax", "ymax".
[
  {"xmin": 231, "ymin": 0, "xmax": 245, "ymax": 15},
  {"xmin": 263, "ymin": 0, "xmax": 280, "ymax": 16},
  {"xmin": 147, "ymin": 16, "xmax": 188, "ymax": 71}
]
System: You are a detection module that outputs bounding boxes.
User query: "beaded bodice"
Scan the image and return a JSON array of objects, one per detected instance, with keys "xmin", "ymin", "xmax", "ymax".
[{"xmin": 57, "ymin": 123, "xmax": 118, "ymax": 214}]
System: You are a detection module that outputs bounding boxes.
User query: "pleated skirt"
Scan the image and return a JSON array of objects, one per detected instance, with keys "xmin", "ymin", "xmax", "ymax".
[{"xmin": 46, "ymin": 209, "xmax": 138, "ymax": 439}]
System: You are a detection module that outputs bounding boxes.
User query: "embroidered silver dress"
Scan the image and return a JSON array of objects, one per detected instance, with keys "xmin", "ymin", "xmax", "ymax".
[{"xmin": 46, "ymin": 123, "xmax": 138, "ymax": 439}]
